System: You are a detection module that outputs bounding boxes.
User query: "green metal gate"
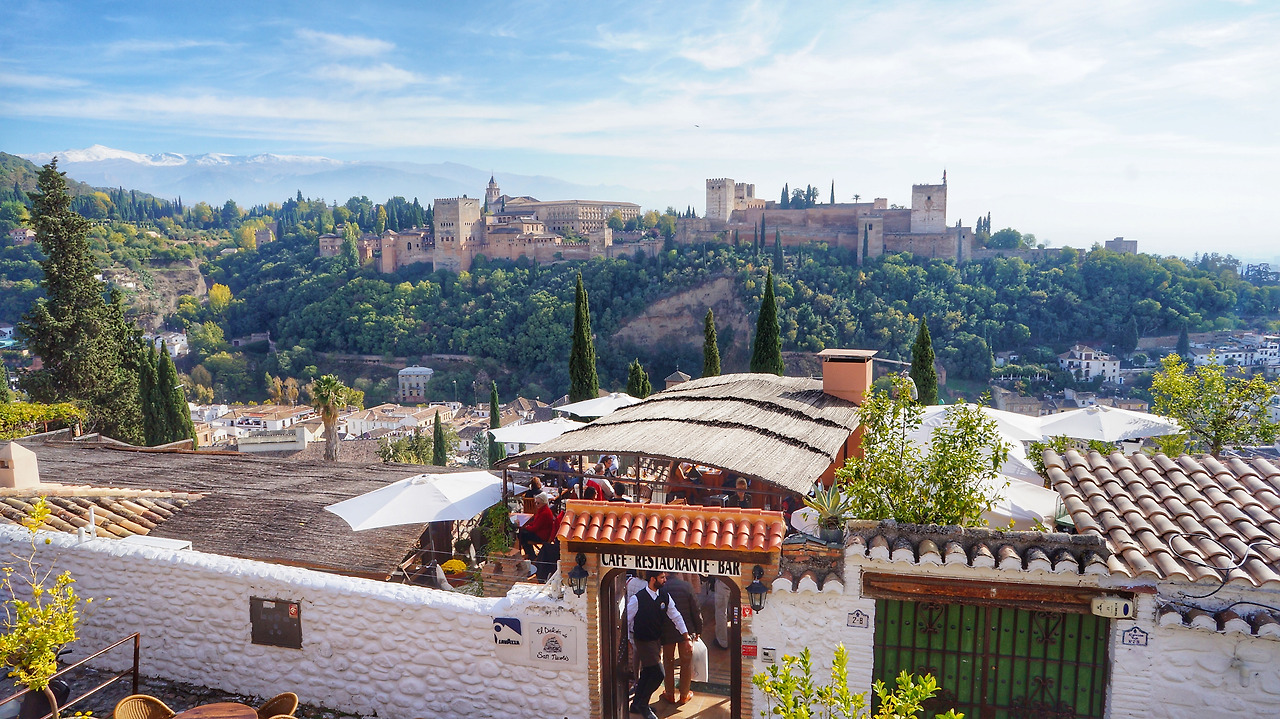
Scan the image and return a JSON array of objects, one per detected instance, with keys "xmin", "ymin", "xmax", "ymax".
[{"xmin": 873, "ymin": 600, "xmax": 1110, "ymax": 719}]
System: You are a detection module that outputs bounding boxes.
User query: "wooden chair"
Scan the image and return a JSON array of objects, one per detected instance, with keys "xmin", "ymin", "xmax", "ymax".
[
  {"xmin": 256, "ymin": 693, "xmax": 299, "ymax": 719},
  {"xmin": 113, "ymin": 695, "xmax": 176, "ymax": 719}
]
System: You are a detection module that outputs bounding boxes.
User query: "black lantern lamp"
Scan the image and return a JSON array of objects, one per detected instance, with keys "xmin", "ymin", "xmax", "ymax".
[
  {"xmin": 746, "ymin": 565, "xmax": 768, "ymax": 612},
  {"xmin": 568, "ymin": 552, "xmax": 589, "ymax": 596}
]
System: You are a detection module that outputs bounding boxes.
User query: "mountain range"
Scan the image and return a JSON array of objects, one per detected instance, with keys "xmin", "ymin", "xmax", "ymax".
[{"xmin": 18, "ymin": 145, "xmax": 688, "ymax": 210}]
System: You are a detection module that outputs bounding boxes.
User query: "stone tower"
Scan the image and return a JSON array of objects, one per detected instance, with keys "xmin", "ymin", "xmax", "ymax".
[
  {"xmin": 909, "ymin": 179, "xmax": 947, "ymax": 234},
  {"xmin": 706, "ymin": 178, "xmax": 736, "ymax": 223},
  {"xmin": 485, "ymin": 176, "xmax": 500, "ymax": 210}
]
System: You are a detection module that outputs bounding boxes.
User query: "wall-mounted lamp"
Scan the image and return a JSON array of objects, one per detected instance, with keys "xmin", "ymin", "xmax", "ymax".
[
  {"xmin": 568, "ymin": 552, "xmax": 589, "ymax": 596},
  {"xmin": 747, "ymin": 565, "xmax": 768, "ymax": 612}
]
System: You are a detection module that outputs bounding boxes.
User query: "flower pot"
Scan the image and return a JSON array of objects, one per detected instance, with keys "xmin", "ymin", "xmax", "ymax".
[
  {"xmin": 446, "ymin": 573, "xmax": 470, "ymax": 588},
  {"xmin": 818, "ymin": 527, "xmax": 845, "ymax": 544}
]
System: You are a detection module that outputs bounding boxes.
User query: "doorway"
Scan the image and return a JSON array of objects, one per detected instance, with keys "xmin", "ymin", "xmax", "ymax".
[{"xmin": 599, "ymin": 570, "xmax": 742, "ymax": 719}]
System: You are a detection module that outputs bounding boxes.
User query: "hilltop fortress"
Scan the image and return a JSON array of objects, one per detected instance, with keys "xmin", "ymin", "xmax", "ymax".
[{"xmin": 678, "ymin": 173, "xmax": 975, "ymax": 263}]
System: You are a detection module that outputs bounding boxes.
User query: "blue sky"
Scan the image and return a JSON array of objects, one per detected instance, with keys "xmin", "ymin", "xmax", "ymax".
[{"xmin": 1, "ymin": 0, "xmax": 1278, "ymax": 258}]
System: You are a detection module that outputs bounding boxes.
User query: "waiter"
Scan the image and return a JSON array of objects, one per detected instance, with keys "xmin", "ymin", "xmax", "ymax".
[{"xmin": 626, "ymin": 571, "xmax": 689, "ymax": 719}]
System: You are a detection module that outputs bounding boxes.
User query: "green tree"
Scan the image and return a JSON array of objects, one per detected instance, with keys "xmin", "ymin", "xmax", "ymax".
[
  {"xmin": 339, "ymin": 235, "xmax": 359, "ymax": 269},
  {"xmin": 606, "ymin": 210, "xmax": 624, "ymax": 231},
  {"xmin": 156, "ymin": 343, "xmax": 196, "ymax": 446},
  {"xmin": 569, "ymin": 273, "xmax": 599, "ymax": 402},
  {"xmin": 208, "ymin": 283, "xmax": 232, "ymax": 314},
  {"xmin": 702, "ymin": 308, "xmax": 721, "ymax": 378},
  {"xmin": 18, "ymin": 160, "xmax": 141, "ymax": 442},
  {"xmin": 310, "ymin": 374, "xmax": 350, "ymax": 462},
  {"xmin": 837, "ymin": 374, "xmax": 1010, "ymax": 526},
  {"xmin": 780, "ymin": 183, "xmax": 790, "ymax": 209},
  {"xmin": 625, "ymin": 358, "xmax": 652, "ymax": 398},
  {"xmin": 773, "ymin": 229, "xmax": 783, "ymax": 266},
  {"xmin": 137, "ymin": 342, "xmax": 163, "ymax": 445},
  {"xmin": 432, "ymin": 410, "xmax": 447, "ymax": 465},
  {"xmin": 909, "ymin": 318, "xmax": 939, "ymax": 406},
  {"xmin": 375, "ymin": 205, "xmax": 388, "ymax": 234},
  {"xmin": 1119, "ymin": 315, "xmax": 1139, "ymax": 355},
  {"xmin": 488, "ymin": 382, "xmax": 505, "ymax": 467},
  {"xmin": 750, "ymin": 270, "xmax": 784, "ymax": 375},
  {"xmin": 0, "ymin": 364, "xmax": 11, "ymax": 403},
  {"xmin": 1151, "ymin": 353, "xmax": 1280, "ymax": 457},
  {"xmin": 1177, "ymin": 323, "xmax": 1191, "ymax": 357}
]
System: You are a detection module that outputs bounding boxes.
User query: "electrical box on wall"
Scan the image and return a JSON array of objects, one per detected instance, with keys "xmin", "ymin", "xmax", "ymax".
[
  {"xmin": 1091, "ymin": 596, "xmax": 1135, "ymax": 619},
  {"xmin": 250, "ymin": 597, "xmax": 302, "ymax": 648}
]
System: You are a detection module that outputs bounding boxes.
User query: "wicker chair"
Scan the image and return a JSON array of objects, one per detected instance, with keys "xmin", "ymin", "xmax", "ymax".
[
  {"xmin": 113, "ymin": 695, "xmax": 176, "ymax": 719},
  {"xmin": 256, "ymin": 693, "xmax": 299, "ymax": 719}
]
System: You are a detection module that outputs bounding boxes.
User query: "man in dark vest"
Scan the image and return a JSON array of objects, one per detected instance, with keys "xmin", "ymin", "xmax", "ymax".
[{"xmin": 626, "ymin": 570, "xmax": 689, "ymax": 719}]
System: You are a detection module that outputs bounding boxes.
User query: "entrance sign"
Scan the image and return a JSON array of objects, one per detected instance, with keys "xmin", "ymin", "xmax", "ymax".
[
  {"xmin": 599, "ymin": 553, "xmax": 741, "ymax": 576},
  {"xmin": 529, "ymin": 622, "xmax": 577, "ymax": 664}
]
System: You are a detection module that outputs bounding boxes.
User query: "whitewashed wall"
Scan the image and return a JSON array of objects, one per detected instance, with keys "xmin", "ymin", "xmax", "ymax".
[{"xmin": 0, "ymin": 525, "xmax": 589, "ymax": 719}]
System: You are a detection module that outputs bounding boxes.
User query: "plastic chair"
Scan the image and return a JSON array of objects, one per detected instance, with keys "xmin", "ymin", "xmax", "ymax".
[
  {"xmin": 256, "ymin": 693, "xmax": 299, "ymax": 719},
  {"xmin": 112, "ymin": 695, "xmax": 176, "ymax": 719}
]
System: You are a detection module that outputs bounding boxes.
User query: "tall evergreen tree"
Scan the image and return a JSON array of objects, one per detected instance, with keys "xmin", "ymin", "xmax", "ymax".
[
  {"xmin": 19, "ymin": 159, "xmax": 141, "ymax": 442},
  {"xmin": 1177, "ymin": 323, "xmax": 1191, "ymax": 357},
  {"xmin": 702, "ymin": 308, "xmax": 721, "ymax": 378},
  {"xmin": 138, "ymin": 342, "xmax": 163, "ymax": 445},
  {"xmin": 830, "ymin": 181, "xmax": 835, "ymax": 205},
  {"xmin": 1119, "ymin": 316, "xmax": 1140, "ymax": 355},
  {"xmin": 432, "ymin": 411, "xmax": 447, "ymax": 466},
  {"xmin": 750, "ymin": 270, "xmax": 785, "ymax": 375},
  {"xmin": 0, "ymin": 364, "xmax": 11, "ymax": 403},
  {"xmin": 910, "ymin": 318, "xmax": 939, "ymax": 406},
  {"xmin": 625, "ymin": 359, "xmax": 652, "ymax": 399},
  {"xmin": 773, "ymin": 229, "xmax": 783, "ymax": 266},
  {"xmin": 157, "ymin": 343, "xmax": 196, "ymax": 445},
  {"xmin": 780, "ymin": 184, "xmax": 789, "ymax": 209},
  {"xmin": 488, "ymin": 381, "xmax": 505, "ymax": 467},
  {"xmin": 568, "ymin": 273, "xmax": 599, "ymax": 402}
]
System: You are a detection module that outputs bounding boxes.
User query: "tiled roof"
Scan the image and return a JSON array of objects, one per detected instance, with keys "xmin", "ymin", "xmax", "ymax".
[
  {"xmin": 0, "ymin": 487, "xmax": 199, "ymax": 538},
  {"xmin": 558, "ymin": 500, "xmax": 786, "ymax": 553},
  {"xmin": 1157, "ymin": 602, "xmax": 1280, "ymax": 639},
  {"xmin": 845, "ymin": 519, "xmax": 1111, "ymax": 575},
  {"xmin": 1046, "ymin": 450, "xmax": 1280, "ymax": 588}
]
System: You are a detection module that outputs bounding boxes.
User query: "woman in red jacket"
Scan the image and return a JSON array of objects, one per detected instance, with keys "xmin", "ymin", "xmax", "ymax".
[{"xmin": 518, "ymin": 494, "xmax": 556, "ymax": 562}]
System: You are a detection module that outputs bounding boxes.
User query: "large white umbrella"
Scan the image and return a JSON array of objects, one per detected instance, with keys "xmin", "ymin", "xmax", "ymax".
[
  {"xmin": 920, "ymin": 404, "xmax": 1045, "ymax": 443},
  {"xmin": 906, "ymin": 416, "xmax": 1041, "ymax": 486},
  {"xmin": 554, "ymin": 392, "xmax": 641, "ymax": 418},
  {"xmin": 980, "ymin": 477, "xmax": 1062, "ymax": 530},
  {"xmin": 1039, "ymin": 405, "xmax": 1183, "ymax": 443},
  {"xmin": 325, "ymin": 470, "xmax": 511, "ymax": 531},
  {"xmin": 489, "ymin": 417, "xmax": 586, "ymax": 445}
]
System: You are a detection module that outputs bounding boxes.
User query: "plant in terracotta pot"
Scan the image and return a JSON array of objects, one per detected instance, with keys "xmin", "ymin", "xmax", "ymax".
[
  {"xmin": 804, "ymin": 481, "xmax": 855, "ymax": 544},
  {"xmin": 441, "ymin": 558, "xmax": 470, "ymax": 587}
]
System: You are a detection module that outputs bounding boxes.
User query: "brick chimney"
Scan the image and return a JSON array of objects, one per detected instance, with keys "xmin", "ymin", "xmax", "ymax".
[
  {"xmin": 0, "ymin": 442, "xmax": 40, "ymax": 489},
  {"xmin": 816, "ymin": 349, "xmax": 877, "ymax": 405}
]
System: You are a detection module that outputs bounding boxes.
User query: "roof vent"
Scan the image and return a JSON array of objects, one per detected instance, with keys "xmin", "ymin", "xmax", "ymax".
[
  {"xmin": 0, "ymin": 442, "xmax": 39, "ymax": 489},
  {"xmin": 816, "ymin": 349, "xmax": 877, "ymax": 405}
]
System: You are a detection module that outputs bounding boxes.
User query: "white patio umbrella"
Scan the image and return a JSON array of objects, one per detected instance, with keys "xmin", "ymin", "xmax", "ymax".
[
  {"xmin": 919, "ymin": 404, "xmax": 1044, "ymax": 443},
  {"xmin": 906, "ymin": 417, "xmax": 1042, "ymax": 485},
  {"xmin": 554, "ymin": 392, "xmax": 642, "ymax": 418},
  {"xmin": 489, "ymin": 417, "xmax": 586, "ymax": 445},
  {"xmin": 324, "ymin": 470, "xmax": 518, "ymax": 531},
  {"xmin": 1039, "ymin": 405, "xmax": 1183, "ymax": 443},
  {"xmin": 980, "ymin": 476, "xmax": 1062, "ymax": 530}
]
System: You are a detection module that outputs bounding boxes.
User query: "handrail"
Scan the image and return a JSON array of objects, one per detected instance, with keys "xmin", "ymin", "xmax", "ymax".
[{"xmin": 0, "ymin": 633, "xmax": 141, "ymax": 719}]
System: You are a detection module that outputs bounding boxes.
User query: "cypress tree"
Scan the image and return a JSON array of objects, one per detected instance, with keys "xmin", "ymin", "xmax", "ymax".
[
  {"xmin": 568, "ymin": 273, "xmax": 599, "ymax": 403},
  {"xmin": 773, "ymin": 229, "xmax": 783, "ymax": 266},
  {"xmin": 910, "ymin": 318, "xmax": 939, "ymax": 406},
  {"xmin": 830, "ymin": 181, "xmax": 835, "ymax": 205},
  {"xmin": 780, "ymin": 184, "xmax": 789, "ymax": 209},
  {"xmin": 1177, "ymin": 322, "xmax": 1191, "ymax": 357},
  {"xmin": 488, "ymin": 381, "xmax": 505, "ymax": 467},
  {"xmin": 138, "ymin": 342, "xmax": 162, "ymax": 445},
  {"xmin": 157, "ymin": 343, "xmax": 196, "ymax": 445},
  {"xmin": 702, "ymin": 308, "xmax": 721, "ymax": 377},
  {"xmin": 0, "ymin": 364, "xmax": 10, "ymax": 403},
  {"xmin": 625, "ymin": 359, "xmax": 652, "ymax": 399},
  {"xmin": 750, "ymin": 270, "xmax": 784, "ymax": 375},
  {"xmin": 432, "ymin": 411, "xmax": 447, "ymax": 466},
  {"xmin": 1119, "ymin": 316, "xmax": 1140, "ymax": 355}
]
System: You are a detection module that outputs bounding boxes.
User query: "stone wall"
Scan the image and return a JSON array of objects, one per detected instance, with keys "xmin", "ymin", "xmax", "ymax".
[{"xmin": 0, "ymin": 525, "xmax": 589, "ymax": 719}]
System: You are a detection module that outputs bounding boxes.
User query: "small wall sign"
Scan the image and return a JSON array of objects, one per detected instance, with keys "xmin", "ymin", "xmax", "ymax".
[
  {"xmin": 529, "ymin": 623, "xmax": 577, "ymax": 664},
  {"xmin": 249, "ymin": 597, "xmax": 302, "ymax": 649},
  {"xmin": 761, "ymin": 647, "xmax": 777, "ymax": 663},
  {"xmin": 494, "ymin": 617, "xmax": 522, "ymax": 647},
  {"xmin": 1121, "ymin": 626, "xmax": 1149, "ymax": 647},
  {"xmin": 847, "ymin": 610, "xmax": 870, "ymax": 629},
  {"xmin": 742, "ymin": 636, "xmax": 758, "ymax": 658},
  {"xmin": 599, "ymin": 553, "xmax": 742, "ymax": 576}
]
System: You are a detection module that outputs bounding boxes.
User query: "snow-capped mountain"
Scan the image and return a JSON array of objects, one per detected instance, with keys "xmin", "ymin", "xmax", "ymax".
[{"xmin": 17, "ymin": 145, "xmax": 683, "ymax": 209}]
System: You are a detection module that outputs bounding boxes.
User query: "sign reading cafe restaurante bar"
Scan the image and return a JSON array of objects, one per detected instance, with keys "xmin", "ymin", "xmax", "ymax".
[{"xmin": 599, "ymin": 553, "xmax": 741, "ymax": 576}]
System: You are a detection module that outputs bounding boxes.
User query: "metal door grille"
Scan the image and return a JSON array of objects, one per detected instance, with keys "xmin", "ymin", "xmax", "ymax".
[{"xmin": 873, "ymin": 600, "xmax": 1109, "ymax": 719}]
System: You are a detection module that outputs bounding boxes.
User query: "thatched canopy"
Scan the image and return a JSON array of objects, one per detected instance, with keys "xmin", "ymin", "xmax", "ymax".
[{"xmin": 504, "ymin": 373, "xmax": 861, "ymax": 493}]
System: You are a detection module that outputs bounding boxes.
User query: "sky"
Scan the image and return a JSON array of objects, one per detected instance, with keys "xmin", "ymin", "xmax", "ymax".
[{"xmin": 1, "ymin": 0, "xmax": 1278, "ymax": 259}]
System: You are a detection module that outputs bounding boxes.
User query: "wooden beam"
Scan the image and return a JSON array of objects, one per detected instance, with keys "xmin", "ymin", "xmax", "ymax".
[{"xmin": 861, "ymin": 572, "xmax": 1127, "ymax": 614}]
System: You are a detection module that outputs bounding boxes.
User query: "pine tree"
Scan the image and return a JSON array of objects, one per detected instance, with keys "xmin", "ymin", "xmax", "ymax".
[
  {"xmin": 910, "ymin": 319, "xmax": 939, "ymax": 406},
  {"xmin": 774, "ymin": 229, "xmax": 783, "ymax": 266},
  {"xmin": 702, "ymin": 308, "xmax": 721, "ymax": 378},
  {"xmin": 432, "ymin": 411, "xmax": 447, "ymax": 466},
  {"xmin": 750, "ymin": 270, "xmax": 784, "ymax": 375},
  {"xmin": 19, "ymin": 159, "xmax": 141, "ymax": 442},
  {"xmin": 157, "ymin": 343, "xmax": 195, "ymax": 445},
  {"xmin": 569, "ymin": 273, "xmax": 599, "ymax": 403},
  {"xmin": 625, "ymin": 359, "xmax": 652, "ymax": 398},
  {"xmin": 1177, "ymin": 322, "xmax": 1191, "ymax": 357},
  {"xmin": 488, "ymin": 381, "xmax": 505, "ymax": 467}
]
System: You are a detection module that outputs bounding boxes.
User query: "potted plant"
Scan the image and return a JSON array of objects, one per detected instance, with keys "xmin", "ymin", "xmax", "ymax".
[
  {"xmin": 441, "ymin": 559, "xmax": 470, "ymax": 587},
  {"xmin": 804, "ymin": 481, "xmax": 854, "ymax": 544}
]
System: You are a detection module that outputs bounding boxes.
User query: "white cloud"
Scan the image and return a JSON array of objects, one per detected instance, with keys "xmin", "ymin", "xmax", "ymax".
[
  {"xmin": 103, "ymin": 39, "xmax": 229, "ymax": 55},
  {"xmin": 295, "ymin": 29, "xmax": 394, "ymax": 57},
  {"xmin": 0, "ymin": 70, "xmax": 85, "ymax": 89},
  {"xmin": 319, "ymin": 63, "xmax": 423, "ymax": 90}
]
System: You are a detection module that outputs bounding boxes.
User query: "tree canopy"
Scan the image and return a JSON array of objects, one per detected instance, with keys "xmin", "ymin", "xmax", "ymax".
[
  {"xmin": 750, "ymin": 269, "xmax": 784, "ymax": 375},
  {"xmin": 1151, "ymin": 353, "xmax": 1280, "ymax": 457},
  {"xmin": 569, "ymin": 272, "xmax": 599, "ymax": 402},
  {"xmin": 702, "ymin": 308, "xmax": 721, "ymax": 378},
  {"xmin": 909, "ymin": 318, "xmax": 938, "ymax": 406},
  {"xmin": 626, "ymin": 358, "xmax": 652, "ymax": 399}
]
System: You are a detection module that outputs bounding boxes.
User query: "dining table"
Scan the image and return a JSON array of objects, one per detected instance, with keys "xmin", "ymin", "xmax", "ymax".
[{"xmin": 173, "ymin": 702, "xmax": 258, "ymax": 719}]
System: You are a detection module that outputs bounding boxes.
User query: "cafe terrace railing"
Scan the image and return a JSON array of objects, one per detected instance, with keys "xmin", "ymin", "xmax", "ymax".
[{"xmin": 0, "ymin": 633, "xmax": 141, "ymax": 719}]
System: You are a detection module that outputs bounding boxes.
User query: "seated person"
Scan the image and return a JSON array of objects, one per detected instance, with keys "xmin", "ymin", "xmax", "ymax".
[
  {"xmin": 732, "ymin": 477, "xmax": 752, "ymax": 508},
  {"xmin": 597, "ymin": 454, "xmax": 621, "ymax": 478},
  {"xmin": 521, "ymin": 476, "xmax": 545, "ymax": 499},
  {"xmin": 517, "ymin": 495, "xmax": 556, "ymax": 562}
]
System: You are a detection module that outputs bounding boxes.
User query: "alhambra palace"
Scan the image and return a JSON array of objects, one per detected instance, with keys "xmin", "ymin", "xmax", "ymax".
[{"xmin": 318, "ymin": 173, "xmax": 974, "ymax": 272}]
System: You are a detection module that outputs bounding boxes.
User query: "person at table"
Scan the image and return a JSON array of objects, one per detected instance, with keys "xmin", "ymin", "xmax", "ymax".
[
  {"xmin": 628, "ymin": 571, "xmax": 690, "ymax": 719},
  {"xmin": 547, "ymin": 455, "xmax": 576, "ymax": 485},
  {"xmin": 597, "ymin": 454, "xmax": 620, "ymax": 478},
  {"xmin": 517, "ymin": 494, "xmax": 556, "ymax": 563},
  {"xmin": 660, "ymin": 573, "xmax": 703, "ymax": 705},
  {"xmin": 732, "ymin": 476, "xmax": 752, "ymax": 509},
  {"xmin": 521, "ymin": 476, "xmax": 545, "ymax": 499}
]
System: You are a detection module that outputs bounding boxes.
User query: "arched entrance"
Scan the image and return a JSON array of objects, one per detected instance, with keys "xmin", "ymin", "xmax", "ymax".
[{"xmin": 598, "ymin": 570, "xmax": 742, "ymax": 719}]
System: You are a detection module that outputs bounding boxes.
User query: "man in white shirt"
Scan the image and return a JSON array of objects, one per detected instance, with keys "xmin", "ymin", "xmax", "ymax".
[{"xmin": 626, "ymin": 571, "xmax": 689, "ymax": 719}]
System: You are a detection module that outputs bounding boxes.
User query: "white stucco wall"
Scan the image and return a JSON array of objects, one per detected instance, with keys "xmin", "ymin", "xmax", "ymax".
[{"xmin": 0, "ymin": 525, "xmax": 589, "ymax": 719}]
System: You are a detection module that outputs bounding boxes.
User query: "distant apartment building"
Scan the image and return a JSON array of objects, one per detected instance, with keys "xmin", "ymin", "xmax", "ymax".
[
  {"xmin": 7, "ymin": 228, "xmax": 35, "ymax": 246},
  {"xmin": 1058, "ymin": 344, "xmax": 1123, "ymax": 384},
  {"xmin": 229, "ymin": 404, "xmax": 316, "ymax": 431},
  {"xmin": 345, "ymin": 403, "xmax": 452, "ymax": 438},
  {"xmin": 1189, "ymin": 333, "xmax": 1280, "ymax": 367},
  {"xmin": 143, "ymin": 331, "xmax": 189, "ymax": 358},
  {"xmin": 0, "ymin": 322, "xmax": 14, "ymax": 341},
  {"xmin": 398, "ymin": 365, "xmax": 435, "ymax": 404}
]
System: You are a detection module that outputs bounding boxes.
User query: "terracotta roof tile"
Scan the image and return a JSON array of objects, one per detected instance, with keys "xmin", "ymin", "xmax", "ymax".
[
  {"xmin": 846, "ymin": 520, "xmax": 1108, "ymax": 575},
  {"xmin": 557, "ymin": 500, "xmax": 785, "ymax": 553},
  {"xmin": 0, "ymin": 488, "xmax": 198, "ymax": 539},
  {"xmin": 1049, "ymin": 449, "xmax": 1280, "ymax": 589}
]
